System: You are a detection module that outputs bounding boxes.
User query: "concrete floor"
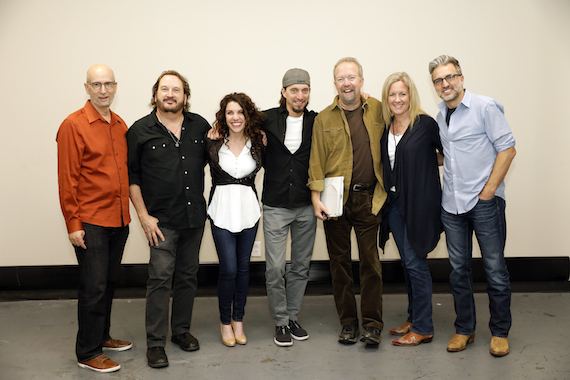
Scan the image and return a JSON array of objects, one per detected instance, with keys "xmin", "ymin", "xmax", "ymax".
[{"xmin": 0, "ymin": 292, "xmax": 569, "ymax": 380}]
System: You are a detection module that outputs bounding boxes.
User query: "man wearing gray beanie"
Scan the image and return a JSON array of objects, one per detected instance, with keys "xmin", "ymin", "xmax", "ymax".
[{"xmin": 263, "ymin": 68, "xmax": 318, "ymax": 347}]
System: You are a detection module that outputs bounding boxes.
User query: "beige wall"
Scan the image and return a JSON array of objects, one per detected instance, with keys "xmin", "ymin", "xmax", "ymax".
[{"xmin": 0, "ymin": 0, "xmax": 568, "ymax": 266}]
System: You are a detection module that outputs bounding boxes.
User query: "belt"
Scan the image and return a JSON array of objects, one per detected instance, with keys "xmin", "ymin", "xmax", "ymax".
[{"xmin": 351, "ymin": 183, "xmax": 375, "ymax": 192}]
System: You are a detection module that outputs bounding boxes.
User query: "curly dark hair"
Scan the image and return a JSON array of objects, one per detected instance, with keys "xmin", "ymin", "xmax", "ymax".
[{"xmin": 214, "ymin": 92, "xmax": 264, "ymax": 156}]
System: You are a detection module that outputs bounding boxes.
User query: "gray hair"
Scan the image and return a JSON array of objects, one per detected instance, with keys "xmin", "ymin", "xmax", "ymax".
[{"xmin": 428, "ymin": 55, "xmax": 462, "ymax": 76}]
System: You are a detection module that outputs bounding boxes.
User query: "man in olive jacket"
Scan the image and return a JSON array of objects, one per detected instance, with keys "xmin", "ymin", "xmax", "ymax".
[{"xmin": 308, "ymin": 57, "xmax": 386, "ymax": 346}]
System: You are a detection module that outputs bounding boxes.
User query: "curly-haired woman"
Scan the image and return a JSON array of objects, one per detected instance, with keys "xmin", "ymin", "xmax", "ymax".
[{"xmin": 205, "ymin": 93, "xmax": 264, "ymax": 347}]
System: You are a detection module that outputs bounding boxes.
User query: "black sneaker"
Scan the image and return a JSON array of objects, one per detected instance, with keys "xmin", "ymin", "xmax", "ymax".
[
  {"xmin": 338, "ymin": 324, "xmax": 360, "ymax": 345},
  {"xmin": 289, "ymin": 320, "xmax": 309, "ymax": 341},
  {"xmin": 274, "ymin": 325, "xmax": 293, "ymax": 347}
]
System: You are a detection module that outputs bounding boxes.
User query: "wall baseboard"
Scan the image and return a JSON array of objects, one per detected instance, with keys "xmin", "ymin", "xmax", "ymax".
[{"xmin": 0, "ymin": 257, "xmax": 568, "ymax": 300}]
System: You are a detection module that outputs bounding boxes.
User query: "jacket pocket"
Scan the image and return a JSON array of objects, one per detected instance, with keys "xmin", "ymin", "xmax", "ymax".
[{"xmin": 323, "ymin": 127, "xmax": 345, "ymax": 151}]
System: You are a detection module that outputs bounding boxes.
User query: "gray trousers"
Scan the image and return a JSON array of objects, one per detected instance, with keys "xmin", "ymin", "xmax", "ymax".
[
  {"xmin": 146, "ymin": 226, "xmax": 204, "ymax": 348},
  {"xmin": 263, "ymin": 205, "xmax": 317, "ymax": 326}
]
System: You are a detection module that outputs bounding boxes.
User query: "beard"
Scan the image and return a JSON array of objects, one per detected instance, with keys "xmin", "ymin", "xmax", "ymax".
[
  {"xmin": 340, "ymin": 89, "xmax": 358, "ymax": 107},
  {"xmin": 291, "ymin": 102, "xmax": 307, "ymax": 114},
  {"xmin": 157, "ymin": 97, "xmax": 184, "ymax": 113}
]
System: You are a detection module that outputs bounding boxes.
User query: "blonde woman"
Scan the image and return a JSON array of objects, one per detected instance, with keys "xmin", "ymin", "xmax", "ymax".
[{"xmin": 379, "ymin": 72, "xmax": 442, "ymax": 346}]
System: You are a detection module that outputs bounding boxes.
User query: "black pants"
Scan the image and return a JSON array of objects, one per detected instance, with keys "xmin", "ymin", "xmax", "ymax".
[{"xmin": 74, "ymin": 223, "xmax": 129, "ymax": 362}]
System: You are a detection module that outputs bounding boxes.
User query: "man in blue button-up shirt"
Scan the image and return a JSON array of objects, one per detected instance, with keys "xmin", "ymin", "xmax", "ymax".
[{"xmin": 428, "ymin": 55, "xmax": 516, "ymax": 357}]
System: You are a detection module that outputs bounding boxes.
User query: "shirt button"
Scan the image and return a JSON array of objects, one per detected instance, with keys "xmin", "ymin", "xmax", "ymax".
[
  {"xmin": 152, "ymin": 146, "xmax": 156, "ymax": 150},
  {"xmin": 163, "ymin": 143, "xmax": 166, "ymax": 147},
  {"xmin": 186, "ymin": 186, "xmax": 190, "ymax": 190},
  {"xmin": 187, "ymin": 201, "xmax": 192, "ymax": 205},
  {"xmin": 181, "ymin": 156, "xmax": 185, "ymax": 159},
  {"xmin": 182, "ymin": 127, "xmax": 185, "ymax": 131},
  {"xmin": 184, "ymin": 170, "xmax": 188, "ymax": 175}
]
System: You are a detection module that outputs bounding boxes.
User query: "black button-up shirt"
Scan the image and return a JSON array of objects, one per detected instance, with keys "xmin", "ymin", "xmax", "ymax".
[
  {"xmin": 127, "ymin": 109, "xmax": 210, "ymax": 229},
  {"xmin": 261, "ymin": 106, "xmax": 317, "ymax": 208}
]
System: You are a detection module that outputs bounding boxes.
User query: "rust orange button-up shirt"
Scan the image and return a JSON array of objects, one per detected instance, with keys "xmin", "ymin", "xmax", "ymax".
[{"xmin": 57, "ymin": 101, "xmax": 131, "ymax": 233}]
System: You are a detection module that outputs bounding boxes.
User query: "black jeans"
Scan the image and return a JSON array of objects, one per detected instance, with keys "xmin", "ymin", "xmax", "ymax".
[
  {"xmin": 74, "ymin": 223, "xmax": 129, "ymax": 362},
  {"xmin": 145, "ymin": 226, "xmax": 204, "ymax": 347}
]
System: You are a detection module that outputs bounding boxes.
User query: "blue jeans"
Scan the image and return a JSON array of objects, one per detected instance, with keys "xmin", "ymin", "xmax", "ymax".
[
  {"xmin": 388, "ymin": 198, "xmax": 434, "ymax": 335},
  {"xmin": 146, "ymin": 226, "xmax": 204, "ymax": 347},
  {"xmin": 211, "ymin": 221, "xmax": 258, "ymax": 325},
  {"xmin": 74, "ymin": 223, "xmax": 129, "ymax": 362},
  {"xmin": 441, "ymin": 196, "xmax": 511, "ymax": 337}
]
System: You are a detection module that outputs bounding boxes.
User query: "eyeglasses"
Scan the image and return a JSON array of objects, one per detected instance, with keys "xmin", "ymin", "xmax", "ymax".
[
  {"xmin": 432, "ymin": 74, "xmax": 461, "ymax": 86},
  {"xmin": 87, "ymin": 81, "xmax": 116, "ymax": 91}
]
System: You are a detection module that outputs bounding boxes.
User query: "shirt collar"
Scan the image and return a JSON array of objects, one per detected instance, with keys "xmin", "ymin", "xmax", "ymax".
[
  {"xmin": 84, "ymin": 100, "xmax": 118, "ymax": 124},
  {"xmin": 438, "ymin": 89, "xmax": 471, "ymax": 113},
  {"xmin": 332, "ymin": 95, "xmax": 368, "ymax": 111},
  {"xmin": 150, "ymin": 108, "xmax": 191, "ymax": 128}
]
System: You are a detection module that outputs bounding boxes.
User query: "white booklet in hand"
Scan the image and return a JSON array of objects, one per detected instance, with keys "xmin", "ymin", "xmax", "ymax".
[{"xmin": 320, "ymin": 176, "xmax": 344, "ymax": 217}]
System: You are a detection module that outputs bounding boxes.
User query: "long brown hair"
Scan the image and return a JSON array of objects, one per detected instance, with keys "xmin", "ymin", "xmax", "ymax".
[{"xmin": 213, "ymin": 92, "xmax": 264, "ymax": 156}]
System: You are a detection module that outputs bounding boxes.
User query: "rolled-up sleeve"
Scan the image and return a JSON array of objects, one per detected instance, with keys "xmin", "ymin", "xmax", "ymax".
[
  {"xmin": 307, "ymin": 115, "xmax": 325, "ymax": 192},
  {"xmin": 485, "ymin": 100, "xmax": 516, "ymax": 153}
]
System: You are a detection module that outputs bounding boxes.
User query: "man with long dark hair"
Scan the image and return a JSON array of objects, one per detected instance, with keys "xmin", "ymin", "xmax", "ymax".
[
  {"xmin": 127, "ymin": 70, "xmax": 210, "ymax": 368},
  {"xmin": 263, "ymin": 69, "xmax": 318, "ymax": 347}
]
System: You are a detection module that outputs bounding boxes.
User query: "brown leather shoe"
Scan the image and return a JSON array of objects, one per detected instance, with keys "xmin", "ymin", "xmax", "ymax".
[
  {"xmin": 78, "ymin": 354, "xmax": 121, "ymax": 373},
  {"xmin": 447, "ymin": 333, "xmax": 475, "ymax": 352},
  {"xmin": 392, "ymin": 331, "xmax": 433, "ymax": 346},
  {"xmin": 103, "ymin": 338, "xmax": 133, "ymax": 351},
  {"xmin": 490, "ymin": 337, "xmax": 509, "ymax": 357},
  {"xmin": 389, "ymin": 322, "xmax": 413, "ymax": 336}
]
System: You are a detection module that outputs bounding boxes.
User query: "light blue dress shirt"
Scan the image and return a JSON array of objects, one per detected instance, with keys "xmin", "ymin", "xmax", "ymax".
[{"xmin": 437, "ymin": 89, "xmax": 516, "ymax": 215}]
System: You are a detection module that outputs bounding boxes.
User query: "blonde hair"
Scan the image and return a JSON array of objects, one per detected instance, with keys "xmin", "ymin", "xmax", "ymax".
[
  {"xmin": 381, "ymin": 72, "xmax": 425, "ymax": 129},
  {"xmin": 333, "ymin": 57, "xmax": 363, "ymax": 79}
]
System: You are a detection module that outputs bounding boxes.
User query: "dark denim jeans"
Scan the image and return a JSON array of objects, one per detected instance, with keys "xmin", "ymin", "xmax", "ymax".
[
  {"xmin": 74, "ymin": 223, "xmax": 129, "ymax": 362},
  {"xmin": 210, "ymin": 221, "xmax": 258, "ymax": 325},
  {"xmin": 146, "ymin": 226, "xmax": 204, "ymax": 348},
  {"xmin": 323, "ymin": 188, "xmax": 383, "ymax": 330},
  {"xmin": 441, "ymin": 196, "xmax": 511, "ymax": 337},
  {"xmin": 388, "ymin": 198, "xmax": 434, "ymax": 335}
]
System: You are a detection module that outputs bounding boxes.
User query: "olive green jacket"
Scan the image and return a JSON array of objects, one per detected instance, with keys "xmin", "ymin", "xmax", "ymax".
[{"xmin": 307, "ymin": 95, "xmax": 387, "ymax": 215}]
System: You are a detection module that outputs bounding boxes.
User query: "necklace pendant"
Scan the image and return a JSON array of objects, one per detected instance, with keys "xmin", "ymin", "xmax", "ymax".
[{"xmin": 175, "ymin": 142, "xmax": 179, "ymax": 148}]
